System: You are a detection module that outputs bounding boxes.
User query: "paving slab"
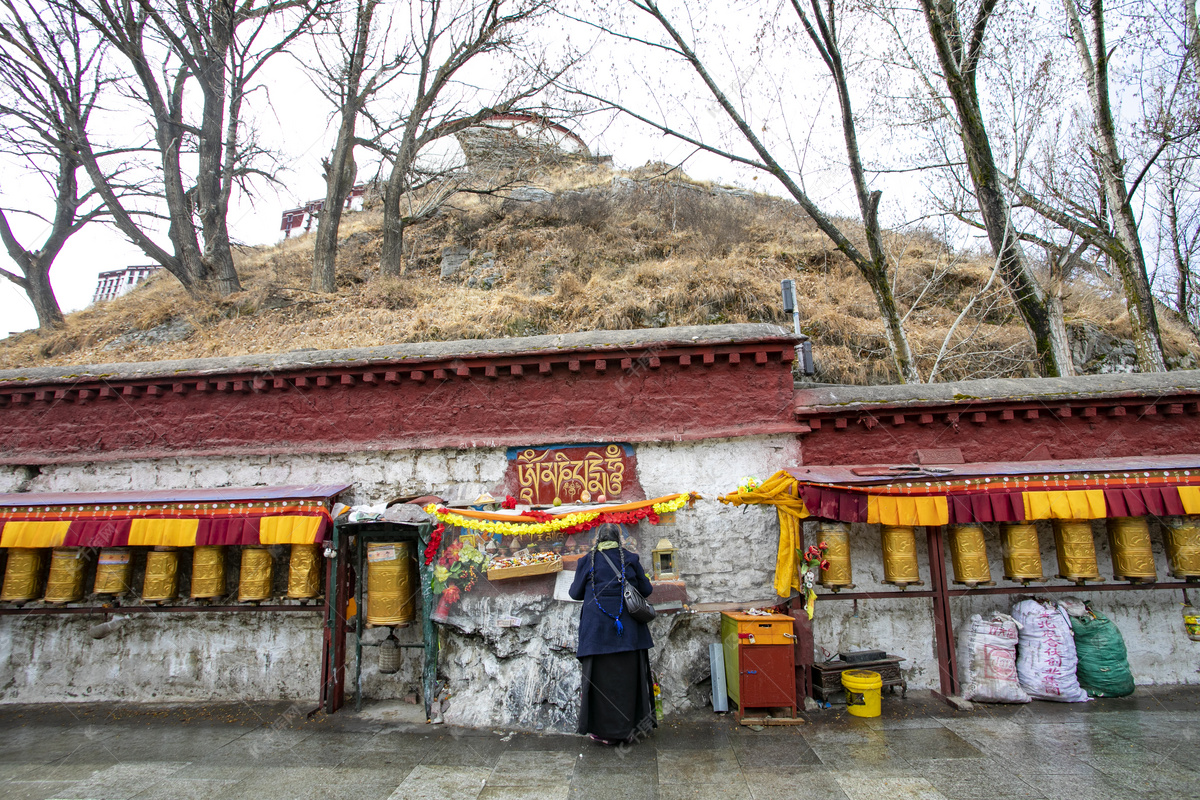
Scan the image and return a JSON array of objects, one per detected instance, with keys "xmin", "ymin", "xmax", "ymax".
[{"xmin": 0, "ymin": 688, "xmax": 1196, "ymax": 800}]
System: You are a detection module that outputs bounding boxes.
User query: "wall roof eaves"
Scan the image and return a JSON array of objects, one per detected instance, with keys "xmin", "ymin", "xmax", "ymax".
[
  {"xmin": 0, "ymin": 323, "xmax": 800, "ymax": 389},
  {"xmin": 795, "ymin": 370, "xmax": 1200, "ymax": 415}
]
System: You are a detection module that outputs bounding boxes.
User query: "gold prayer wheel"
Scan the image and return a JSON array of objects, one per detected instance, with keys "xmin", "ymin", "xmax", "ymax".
[
  {"xmin": 817, "ymin": 522, "xmax": 854, "ymax": 591},
  {"xmin": 1001, "ymin": 524, "xmax": 1044, "ymax": 583},
  {"xmin": 1052, "ymin": 520, "xmax": 1102, "ymax": 584},
  {"xmin": 1, "ymin": 548, "xmax": 43, "ymax": 602},
  {"xmin": 880, "ymin": 525, "xmax": 922, "ymax": 587},
  {"xmin": 366, "ymin": 541, "xmax": 416, "ymax": 627},
  {"xmin": 190, "ymin": 545, "xmax": 226, "ymax": 599},
  {"xmin": 142, "ymin": 547, "xmax": 179, "ymax": 602},
  {"xmin": 44, "ymin": 548, "xmax": 87, "ymax": 603},
  {"xmin": 1162, "ymin": 517, "xmax": 1200, "ymax": 579},
  {"xmin": 949, "ymin": 525, "xmax": 993, "ymax": 586},
  {"xmin": 94, "ymin": 548, "xmax": 132, "ymax": 595},
  {"xmin": 1107, "ymin": 517, "xmax": 1157, "ymax": 583},
  {"xmin": 238, "ymin": 546, "xmax": 274, "ymax": 602},
  {"xmin": 287, "ymin": 543, "xmax": 322, "ymax": 599}
]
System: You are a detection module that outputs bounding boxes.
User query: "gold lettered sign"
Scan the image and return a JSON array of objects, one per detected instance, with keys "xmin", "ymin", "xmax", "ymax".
[{"xmin": 506, "ymin": 444, "xmax": 641, "ymax": 506}]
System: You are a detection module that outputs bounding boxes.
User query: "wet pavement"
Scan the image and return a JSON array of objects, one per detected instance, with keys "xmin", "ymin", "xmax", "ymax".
[{"xmin": 1, "ymin": 687, "xmax": 1198, "ymax": 799}]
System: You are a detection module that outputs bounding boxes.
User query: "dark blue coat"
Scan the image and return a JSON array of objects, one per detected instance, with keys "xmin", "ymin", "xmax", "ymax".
[{"xmin": 569, "ymin": 548, "xmax": 654, "ymax": 658}]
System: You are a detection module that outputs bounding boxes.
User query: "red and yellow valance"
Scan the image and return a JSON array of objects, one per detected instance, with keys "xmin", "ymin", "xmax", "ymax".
[
  {"xmin": 0, "ymin": 485, "xmax": 348, "ymax": 548},
  {"xmin": 722, "ymin": 466, "xmax": 1200, "ymax": 527}
]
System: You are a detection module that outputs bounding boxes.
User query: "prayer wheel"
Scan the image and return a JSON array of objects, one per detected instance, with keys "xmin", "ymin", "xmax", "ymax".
[
  {"xmin": 880, "ymin": 525, "xmax": 922, "ymax": 587},
  {"xmin": 1163, "ymin": 517, "xmax": 1200, "ymax": 579},
  {"xmin": 142, "ymin": 547, "xmax": 179, "ymax": 602},
  {"xmin": 1000, "ymin": 523, "xmax": 1044, "ymax": 583},
  {"xmin": 366, "ymin": 541, "xmax": 416, "ymax": 627},
  {"xmin": 0, "ymin": 548, "xmax": 43, "ymax": 602},
  {"xmin": 1052, "ymin": 520, "xmax": 1102, "ymax": 584},
  {"xmin": 190, "ymin": 545, "xmax": 226, "ymax": 599},
  {"xmin": 949, "ymin": 525, "xmax": 993, "ymax": 586},
  {"xmin": 94, "ymin": 548, "xmax": 132, "ymax": 595},
  {"xmin": 1106, "ymin": 517, "xmax": 1157, "ymax": 582},
  {"xmin": 287, "ymin": 543, "xmax": 322, "ymax": 599},
  {"xmin": 44, "ymin": 548, "xmax": 87, "ymax": 603},
  {"xmin": 238, "ymin": 546, "xmax": 274, "ymax": 602},
  {"xmin": 817, "ymin": 522, "xmax": 854, "ymax": 591}
]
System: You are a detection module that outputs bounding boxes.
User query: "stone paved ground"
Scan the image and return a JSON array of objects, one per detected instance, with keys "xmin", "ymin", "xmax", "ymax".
[{"xmin": 1, "ymin": 687, "xmax": 1198, "ymax": 800}]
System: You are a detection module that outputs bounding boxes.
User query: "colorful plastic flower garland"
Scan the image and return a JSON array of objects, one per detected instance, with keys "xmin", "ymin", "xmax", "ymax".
[{"xmin": 422, "ymin": 494, "xmax": 692, "ymax": 565}]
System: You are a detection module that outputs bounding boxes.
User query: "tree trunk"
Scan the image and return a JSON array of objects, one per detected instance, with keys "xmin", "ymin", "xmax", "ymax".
[
  {"xmin": 313, "ymin": 0, "xmax": 375, "ymax": 293},
  {"xmin": 380, "ymin": 145, "xmax": 415, "ymax": 278},
  {"xmin": 1062, "ymin": 0, "xmax": 1166, "ymax": 371},
  {"xmin": 920, "ymin": 0, "xmax": 1072, "ymax": 377},
  {"xmin": 194, "ymin": 19, "xmax": 241, "ymax": 297},
  {"xmin": 25, "ymin": 262, "xmax": 63, "ymax": 329}
]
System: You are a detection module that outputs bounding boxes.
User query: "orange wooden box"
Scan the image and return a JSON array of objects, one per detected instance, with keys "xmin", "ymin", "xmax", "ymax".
[{"xmin": 721, "ymin": 612, "xmax": 796, "ymax": 646}]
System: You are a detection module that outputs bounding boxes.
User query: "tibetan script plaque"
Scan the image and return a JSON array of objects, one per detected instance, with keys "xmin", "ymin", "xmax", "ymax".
[{"xmin": 505, "ymin": 443, "xmax": 642, "ymax": 506}]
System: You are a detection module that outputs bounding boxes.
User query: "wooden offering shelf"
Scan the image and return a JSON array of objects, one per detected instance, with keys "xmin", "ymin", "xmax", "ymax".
[{"xmin": 487, "ymin": 557, "xmax": 563, "ymax": 581}]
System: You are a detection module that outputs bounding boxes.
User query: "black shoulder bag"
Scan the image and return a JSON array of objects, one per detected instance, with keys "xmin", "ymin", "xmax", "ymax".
[{"xmin": 599, "ymin": 549, "xmax": 656, "ymax": 624}]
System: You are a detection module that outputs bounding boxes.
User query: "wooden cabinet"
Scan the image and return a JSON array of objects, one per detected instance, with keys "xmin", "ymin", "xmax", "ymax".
[{"xmin": 720, "ymin": 612, "xmax": 798, "ymax": 720}]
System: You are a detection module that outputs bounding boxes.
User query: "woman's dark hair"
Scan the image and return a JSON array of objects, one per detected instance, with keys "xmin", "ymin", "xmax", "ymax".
[{"xmin": 595, "ymin": 523, "xmax": 622, "ymax": 546}]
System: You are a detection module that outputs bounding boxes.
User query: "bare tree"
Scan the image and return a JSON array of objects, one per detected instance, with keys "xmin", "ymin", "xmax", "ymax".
[
  {"xmin": 0, "ymin": 0, "xmax": 136, "ymax": 328},
  {"xmin": 62, "ymin": 0, "xmax": 327, "ymax": 297},
  {"xmin": 1057, "ymin": 0, "xmax": 1166, "ymax": 370},
  {"xmin": 567, "ymin": 0, "xmax": 922, "ymax": 382},
  {"xmin": 916, "ymin": 0, "xmax": 1075, "ymax": 377},
  {"xmin": 373, "ymin": 0, "xmax": 561, "ymax": 278},
  {"xmin": 310, "ymin": 0, "xmax": 406, "ymax": 292}
]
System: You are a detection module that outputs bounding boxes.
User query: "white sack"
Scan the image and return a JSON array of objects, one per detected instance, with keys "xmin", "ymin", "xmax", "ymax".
[
  {"xmin": 956, "ymin": 613, "xmax": 1030, "ymax": 703},
  {"xmin": 1012, "ymin": 598, "xmax": 1090, "ymax": 702}
]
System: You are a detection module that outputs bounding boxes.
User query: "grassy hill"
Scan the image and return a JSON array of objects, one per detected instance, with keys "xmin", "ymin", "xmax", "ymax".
[{"xmin": 2, "ymin": 163, "xmax": 1195, "ymax": 385}]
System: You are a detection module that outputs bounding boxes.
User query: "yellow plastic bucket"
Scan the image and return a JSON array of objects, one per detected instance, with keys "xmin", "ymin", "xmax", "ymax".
[{"xmin": 842, "ymin": 669, "xmax": 883, "ymax": 718}]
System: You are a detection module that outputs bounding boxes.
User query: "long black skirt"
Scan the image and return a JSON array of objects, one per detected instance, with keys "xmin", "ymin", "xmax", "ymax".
[{"xmin": 577, "ymin": 649, "xmax": 656, "ymax": 743}]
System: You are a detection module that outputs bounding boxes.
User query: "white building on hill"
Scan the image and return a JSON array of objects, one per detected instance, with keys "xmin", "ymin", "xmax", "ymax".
[{"xmin": 93, "ymin": 265, "xmax": 161, "ymax": 303}]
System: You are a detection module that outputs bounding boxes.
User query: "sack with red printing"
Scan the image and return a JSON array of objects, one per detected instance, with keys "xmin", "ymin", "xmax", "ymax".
[
  {"xmin": 956, "ymin": 612, "xmax": 1031, "ymax": 703},
  {"xmin": 1012, "ymin": 599, "xmax": 1090, "ymax": 702}
]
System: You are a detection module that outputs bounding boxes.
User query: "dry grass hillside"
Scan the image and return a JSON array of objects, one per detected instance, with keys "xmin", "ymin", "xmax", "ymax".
[{"xmin": 2, "ymin": 163, "xmax": 1196, "ymax": 385}]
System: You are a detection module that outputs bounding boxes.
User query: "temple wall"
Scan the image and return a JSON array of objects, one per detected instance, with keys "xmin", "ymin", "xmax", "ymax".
[
  {"xmin": 0, "ymin": 435, "xmax": 800, "ymax": 726},
  {"xmin": 810, "ymin": 519, "xmax": 1200, "ymax": 697}
]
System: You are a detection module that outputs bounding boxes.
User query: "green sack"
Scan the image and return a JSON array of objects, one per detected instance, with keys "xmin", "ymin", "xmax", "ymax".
[{"xmin": 1070, "ymin": 613, "xmax": 1134, "ymax": 698}]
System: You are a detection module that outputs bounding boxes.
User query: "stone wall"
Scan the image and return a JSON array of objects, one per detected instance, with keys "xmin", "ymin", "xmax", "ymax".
[
  {"xmin": 807, "ymin": 518, "xmax": 1199, "ymax": 697},
  {"xmin": 0, "ymin": 434, "xmax": 798, "ymax": 729}
]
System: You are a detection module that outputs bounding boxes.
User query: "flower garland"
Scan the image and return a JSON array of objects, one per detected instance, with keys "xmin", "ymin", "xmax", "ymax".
[
  {"xmin": 423, "ymin": 523, "xmax": 445, "ymax": 565},
  {"xmin": 424, "ymin": 504, "xmax": 602, "ymax": 537},
  {"xmin": 423, "ymin": 494, "xmax": 692, "ymax": 541}
]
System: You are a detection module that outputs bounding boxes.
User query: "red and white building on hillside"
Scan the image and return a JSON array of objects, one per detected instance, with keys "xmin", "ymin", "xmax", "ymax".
[{"xmin": 92, "ymin": 265, "xmax": 162, "ymax": 303}]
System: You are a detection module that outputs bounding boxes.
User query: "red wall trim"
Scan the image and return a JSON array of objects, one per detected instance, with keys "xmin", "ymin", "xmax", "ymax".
[
  {"xmin": 797, "ymin": 397, "xmax": 1200, "ymax": 465},
  {"xmin": 0, "ymin": 340, "xmax": 800, "ymax": 465}
]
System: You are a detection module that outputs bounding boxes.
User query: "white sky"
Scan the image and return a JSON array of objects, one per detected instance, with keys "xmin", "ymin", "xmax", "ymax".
[{"xmin": 2, "ymin": 0, "xmax": 1176, "ymax": 340}]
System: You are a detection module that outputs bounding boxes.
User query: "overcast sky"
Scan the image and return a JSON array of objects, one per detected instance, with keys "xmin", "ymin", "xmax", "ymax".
[{"xmin": 3, "ymin": 0, "xmax": 1144, "ymax": 340}]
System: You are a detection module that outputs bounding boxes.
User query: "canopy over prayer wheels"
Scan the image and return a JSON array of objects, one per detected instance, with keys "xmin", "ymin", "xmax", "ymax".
[
  {"xmin": 1, "ymin": 548, "xmax": 43, "ymax": 602},
  {"xmin": 1107, "ymin": 517, "xmax": 1157, "ymax": 583},
  {"xmin": 287, "ymin": 543, "xmax": 322, "ymax": 599},
  {"xmin": 190, "ymin": 545, "xmax": 226, "ymax": 599},
  {"xmin": 366, "ymin": 541, "xmax": 416, "ymax": 627},
  {"xmin": 94, "ymin": 548, "xmax": 132, "ymax": 595},
  {"xmin": 1052, "ymin": 520, "xmax": 1102, "ymax": 584},
  {"xmin": 1163, "ymin": 517, "xmax": 1200, "ymax": 579},
  {"xmin": 1001, "ymin": 523, "xmax": 1044, "ymax": 584},
  {"xmin": 44, "ymin": 548, "xmax": 86, "ymax": 603},
  {"xmin": 949, "ymin": 525, "xmax": 993, "ymax": 586},
  {"xmin": 817, "ymin": 521, "xmax": 854, "ymax": 591},
  {"xmin": 239, "ymin": 546, "xmax": 274, "ymax": 602},
  {"xmin": 142, "ymin": 547, "xmax": 179, "ymax": 602},
  {"xmin": 880, "ymin": 525, "xmax": 922, "ymax": 588}
]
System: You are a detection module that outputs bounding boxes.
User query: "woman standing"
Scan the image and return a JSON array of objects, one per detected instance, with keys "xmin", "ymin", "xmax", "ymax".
[{"xmin": 569, "ymin": 524, "xmax": 656, "ymax": 744}]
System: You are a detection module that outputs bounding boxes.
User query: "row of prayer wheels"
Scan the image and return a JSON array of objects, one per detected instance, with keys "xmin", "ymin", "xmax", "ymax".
[
  {"xmin": 0, "ymin": 544, "xmax": 323, "ymax": 604},
  {"xmin": 816, "ymin": 517, "xmax": 1200, "ymax": 590}
]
